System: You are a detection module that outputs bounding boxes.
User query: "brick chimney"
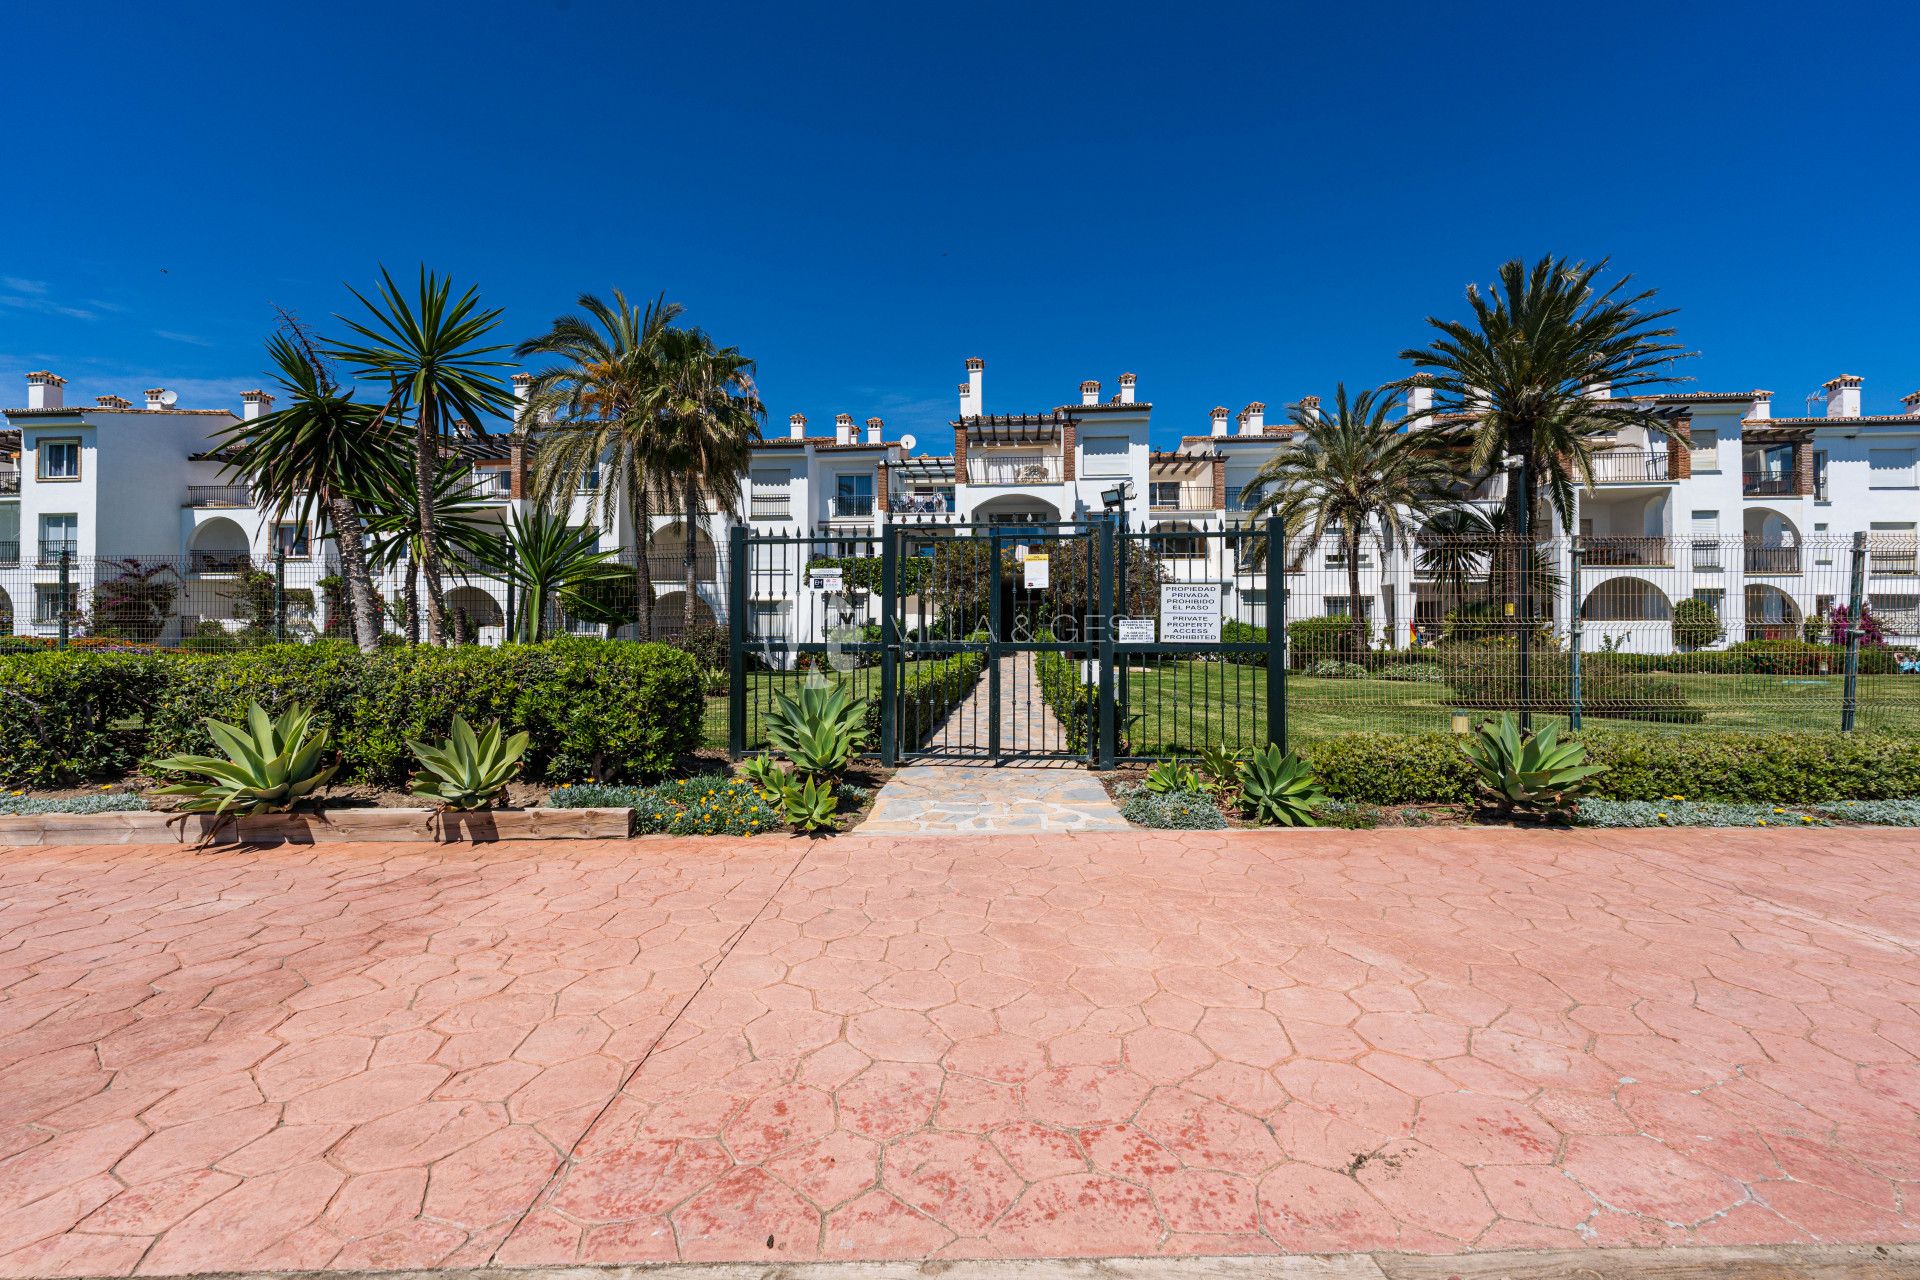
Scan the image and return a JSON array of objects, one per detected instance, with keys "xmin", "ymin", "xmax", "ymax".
[
  {"xmin": 1080, "ymin": 379, "xmax": 1101, "ymax": 406},
  {"xmin": 1118, "ymin": 372, "xmax": 1137, "ymax": 404},
  {"xmin": 1210, "ymin": 406, "xmax": 1229, "ymax": 438},
  {"xmin": 1824, "ymin": 375, "xmax": 1863, "ymax": 419},
  {"xmin": 241, "ymin": 390, "xmax": 274, "ymax": 421},
  {"xmin": 834, "ymin": 413, "xmax": 855, "ymax": 445},
  {"xmin": 25, "ymin": 371, "xmax": 65, "ymax": 409},
  {"xmin": 789, "ymin": 412, "xmax": 807, "ymax": 440},
  {"xmin": 865, "ymin": 416, "xmax": 884, "ymax": 445}
]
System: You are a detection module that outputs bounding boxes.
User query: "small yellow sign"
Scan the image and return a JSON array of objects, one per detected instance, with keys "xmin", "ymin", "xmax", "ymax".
[
  {"xmin": 1503, "ymin": 601, "xmax": 1516, "ymax": 617},
  {"xmin": 1024, "ymin": 554, "xmax": 1049, "ymax": 590}
]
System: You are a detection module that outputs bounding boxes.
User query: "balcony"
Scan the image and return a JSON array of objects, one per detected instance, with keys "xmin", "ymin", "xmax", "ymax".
[
  {"xmin": 1870, "ymin": 546, "xmax": 1919, "ymax": 577},
  {"xmin": 37, "ymin": 543, "xmax": 79, "ymax": 569},
  {"xmin": 826, "ymin": 495, "xmax": 874, "ymax": 520},
  {"xmin": 189, "ymin": 550, "xmax": 253, "ymax": 576},
  {"xmin": 185, "ymin": 484, "xmax": 255, "ymax": 508},
  {"xmin": 1742, "ymin": 470, "xmax": 1798, "ymax": 498},
  {"xmin": 0, "ymin": 540, "xmax": 17, "ymax": 566},
  {"xmin": 1745, "ymin": 545, "xmax": 1802, "ymax": 575},
  {"xmin": 467, "ymin": 472, "xmax": 513, "ymax": 502},
  {"xmin": 0, "ymin": 471, "xmax": 19, "ymax": 496},
  {"xmin": 1149, "ymin": 482, "xmax": 1214, "ymax": 512},
  {"xmin": 1590, "ymin": 450, "xmax": 1671, "ymax": 484},
  {"xmin": 1585, "ymin": 536, "xmax": 1671, "ymax": 567},
  {"xmin": 890, "ymin": 491, "xmax": 957, "ymax": 519},
  {"xmin": 749, "ymin": 494, "xmax": 792, "ymax": 520},
  {"xmin": 1690, "ymin": 540, "xmax": 1725, "ymax": 572},
  {"xmin": 965, "ymin": 453, "xmax": 1063, "ymax": 485}
]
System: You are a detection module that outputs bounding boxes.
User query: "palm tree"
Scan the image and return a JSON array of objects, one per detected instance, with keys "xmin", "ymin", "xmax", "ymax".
[
  {"xmin": 354, "ymin": 456, "xmax": 512, "ymax": 643},
  {"xmin": 330, "ymin": 267, "xmax": 516, "ymax": 645},
  {"xmin": 1415, "ymin": 505, "xmax": 1562, "ymax": 634},
  {"xmin": 493, "ymin": 507, "xmax": 623, "ymax": 642},
  {"xmin": 652, "ymin": 326, "xmax": 764, "ymax": 634},
  {"xmin": 1241, "ymin": 384, "xmax": 1461, "ymax": 659},
  {"xmin": 209, "ymin": 320, "xmax": 400, "ymax": 651},
  {"xmin": 1400, "ymin": 255, "xmax": 1693, "ymax": 541},
  {"xmin": 516, "ymin": 291, "xmax": 682, "ymax": 638}
]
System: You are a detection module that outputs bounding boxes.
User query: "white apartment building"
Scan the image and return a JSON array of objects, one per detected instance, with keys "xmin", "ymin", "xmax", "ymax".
[{"xmin": 4, "ymin": 361, "xmax": 1916, "ymax": 650}]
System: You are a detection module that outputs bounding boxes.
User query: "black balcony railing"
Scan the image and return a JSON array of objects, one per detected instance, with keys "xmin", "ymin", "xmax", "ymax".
[
  {"xmin": 1585, "ymin": 536, "xmax": 1671, "ymax": 567},
  {"xmin": 1745, "ymin": 546, "xmax": 1802, "ymax": 574},
  {"xmin": 185, "ymin": 484, "xmax": 254, "ymax": 507},
  {"xmin": 37, "ymin": 543, "xmax": 79, "ymax": 569},
  {"xmin": 1743, "ymin": 471, "xmax": 1797, "ymax": 497},
  {"xmin": 891, "ymin": 492, "xmax": 955, "ymax": 516},
  {"xmin": 0, "ymin": 472, "xmax": 19, "ymax": 496},
  {"xmin": 189, "ymin": 549, "xmax": 253, "ymax": 575},
  {"xmin": 749, "ymin": 496, "xmax": 792, "ymax": 519},
  {"xmin": 828, "ymin": 496, "xmax": 874, "ymax": 519},
  {"xmin": 0, "ymin": 540, "xmax": 18, "ymax": 566},
  {"xmin": 1690, "ymin": 540, "xmax": 1725, "ymax": 572}
]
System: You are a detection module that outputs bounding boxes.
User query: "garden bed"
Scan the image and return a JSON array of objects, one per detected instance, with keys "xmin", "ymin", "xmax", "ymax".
[{"xmin": 0, "ymin": 804, "xmax": 632, "ymax": 846}]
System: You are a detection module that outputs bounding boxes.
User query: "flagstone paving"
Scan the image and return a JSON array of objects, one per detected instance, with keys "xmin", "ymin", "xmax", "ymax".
[
  {"xmin": 0, "ymin": 827, "xmax": 1917, "ymax": 1274},
  {"xmin": 858, "ymin": 766, "xmax": 1130, "ymax": 834}
]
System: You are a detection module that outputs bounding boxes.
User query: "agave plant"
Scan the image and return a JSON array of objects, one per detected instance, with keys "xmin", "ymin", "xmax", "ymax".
[
  {"xmin": 1197, "ymin": 742, "xmax": 1244, "ymax": 794},
  {"xmin": 147, "ymin": 702, "xmax": 339, "ymax": 817},
  {"xmin": 1461, "ymin": 714, "xmax": 1606, "ymax": 821},
  {"xmin": 780, "ymin": 774, "xmax": 840, "ymax": 833},
  {"xmin": 1236, "ymin": 744, "xmax": 1327, "ymax": 827},
  {"xmin": 408, "ymin": 715, "xmax": 530, "ymax": 810},
  {"xmin": 765, "ymin": 680, "xmax": 871, "ymax": 780},
  {"xmin": 737, "ymin": 752, "xmax": 790, "ymax": 799},
  {"xmin": 1144, "ymin": 760, "xmax": 1212, "ymax": 795}
]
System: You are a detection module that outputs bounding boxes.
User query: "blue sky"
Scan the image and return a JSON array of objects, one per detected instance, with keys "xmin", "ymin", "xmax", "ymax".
[{"xmin": 5, "ymin": 0, "xmax": 1917, "ymax": 455}]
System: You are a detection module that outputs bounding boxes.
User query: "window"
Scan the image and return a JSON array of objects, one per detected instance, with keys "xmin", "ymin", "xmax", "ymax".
[
  {"xmin": 1813, "ymin": 450, "xmax": 1829, "ymax": 501},
  {"xmin": 1690, "ymin": 510, "xmax": 1721, "ymax": 571},
  {"xmin": 272, "ymin": 522, "xmax": 312, "ymax": 559},
  {"xmin": 37, "ymin": 438, "xmax": 80, "ymax": 480},
  {"xmin": 834, "ymin": 473, "xmax": 874, "ymax": 517},
  {"xmin": 1324, "ymin": 596, "xmax": 1374, "ymax": 621},
  {"xmin": 578, "ymin": 465, "xmax": 601, "ymax": 492},
  {"xmin": 1689, "ymin": 427, "xmax": 1719, "ymax": 473},
  {"xmin": 474, "ymin": 466, "xmax": 511, "ymax": 497},
  {"xmin": 1814, "ymin": 522, "xmax": 1832, "ymax": 567},
  {"xmin": 38, "ymin": 514, "xmax": 77, "ymax": 565},
  {"xmin": 1149, "ymin": 481, "xmax": 1183, "ymax": 509},
  {"xmin": 1692, "ymin": 587, "xmax": 1725, "ymax": 617},
  {"xmin": 34, "ymin": 583, "xmax": 77, "ymax": 627},
  {"xmin": 1869, "ymin": 594, "xmax": 1920, "ymax": 636},
  {"xmin": 1871, "ymin": 522, "xmax": 1919, "ymax": 576},
  {"xmin": 750, "ymin": 602, "xmax": 791, "ymax": 643},
  {"xmin": 1081, "ymin": 434, "xmax": 1128, "ymax": 477},
  {"xmin": 1869, "ymin": 448, "xmax": 1917, "ymax": 489},
  {"xmin": 750, "ymin": 470, "xmax": 792, "ymax": 518},
  {"xmin": 1323, "ymin": 524, "xmax": 1371, "ymax": 568}
]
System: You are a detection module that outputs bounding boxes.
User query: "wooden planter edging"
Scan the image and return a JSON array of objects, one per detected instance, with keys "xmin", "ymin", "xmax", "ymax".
[{"xmin": 0, "ymin": 807, "xmax": 632, "ymax": 846}]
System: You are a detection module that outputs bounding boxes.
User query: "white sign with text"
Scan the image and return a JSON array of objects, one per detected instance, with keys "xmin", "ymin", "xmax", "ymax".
[
  {"xmin": 1159, "ymin": 582, "xmax": 1222, "ymax": 644},
  {"xmin": 1114, "ymin": 617, "xmax": 1156, "ymax": 644}
]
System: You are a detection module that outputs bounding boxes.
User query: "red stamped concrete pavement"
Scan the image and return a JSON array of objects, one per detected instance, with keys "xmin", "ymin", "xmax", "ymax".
[{"xmin": 0, "ymin": 828, "xmax": 1917, "ymax": 1274}]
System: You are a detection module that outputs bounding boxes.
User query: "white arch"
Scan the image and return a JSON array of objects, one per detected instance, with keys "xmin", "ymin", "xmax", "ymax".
[
  {"xmin": 1581, "ymin": 576, "xmax": 1673, "ymax": 623},
  {"xmin": 654, "ymin": 522, "xmax": 717, "ymax": 583},
  {"xmin": 651, "ymin": 589, "xmax": 716, "ymax": 641},
  {"xmin": 187, "ymin": 516, "xmax": 250, "ymax": 574},
  {"xmin": 1744, "ymin": 583, "xmax": 1803, "ymax": 640}
]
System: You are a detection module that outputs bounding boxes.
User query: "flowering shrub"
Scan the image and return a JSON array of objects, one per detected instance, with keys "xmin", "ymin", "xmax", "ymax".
[
  {"xmin": 548, "ymin": 775, "xmax": 780, "ymax": 835},
  {"xmin": 1575, "ymin": 799, "xmax": 1828, "ymax": 828}
]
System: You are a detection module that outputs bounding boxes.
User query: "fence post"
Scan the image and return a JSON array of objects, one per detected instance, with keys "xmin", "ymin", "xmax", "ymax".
[
  {"xmin": 57, "ymin": 550, "xmax": 71, "ymax": 650},
  {"xmin": 1515, "ymin": 471, "xmax": 1532, "ymax": 733},
  {"xmin": 273, "ymin": 549, "xmax": 287, "ymax": 642},
  {"xmin": 987, "ymin": 532, "xmax": 1003, "ymax": 759},
  {"xmin": 1842, "ymin": 530, "xmax": 1867, "ymax": 733},
  {"xmin": 1097, "ymin": 517, "xmax": 1116, "ymax": 769},
  {"xmin": 879, "ymin": 526, "xmax": 899, "ymax": 767},
  {"xmin": 1266, "ymin": 514, "xmax": 1286, "ymax": 752},
  {"xmin": 1567, "ymin": 537, "xmax": 1584, "ymax": 732},
  {"xmin": 727, "ymin": 524, "xmax": 748, "ymax": 757}
]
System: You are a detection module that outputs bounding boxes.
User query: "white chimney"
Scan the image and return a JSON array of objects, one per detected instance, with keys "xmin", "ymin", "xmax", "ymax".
[
  {"xmin": 1118, "ymin": 372, "xmax": 1137, "ymax": 404},
  {"xmin": 1585, "ymin": 381, "xmax": 1612, "ymax": 400},
  {"xmin": 789, "ymin": 412, "xmax": 808, "ymax": 440},
  {"xmin": 1824, "ymin": 374, "xmax": 1862, "ymax": 419},
  {"xmin": 957, "ymin": 382, "xmax": 973, "ymax": 418},
  {"xmin": 1902, "ymin": 390, "xmax": 1920, "ymax": 416},
  {"xmin": 1298, "ymin": 394, "xmax": 1322, "ymax": 421},
  {"xmin": 25, "ymin": 371, "xmax": 65, "ymax": 410},
  {"xmin": 1079, "ymin": 380, "xmax": 1100, "ymax": 406},
  {"xmin": 1210, "ymin": 406, "xmax": 1229, "ymax": 438},
  {"xmin": 966, "ymin": 357, "xmax": 984, "ymax": 415},
  {"xmin": 1243, "ymin": 402, "xmax": 1266, "ymax": 435},
  {"xmin": 241, "ymin": 390, "xmax": 275, "ymax": 420},
  {"xmin": 1405, "ymin": 376, "xmax": 1434, "ymax": 426},
  {"xmin": 510, "ymin": 372, "xmax": 532, "ymax": 425},
  {"xmin": 1749, "ymin": 390, "xmax": 1772, "ymax": 421},
  {"xmin": 834, "ymin": 413, "xmax": 855, "ymax": 445},
  {"xmin": 145, "ymin": 387, "xmax": 169, "ymax": 411},
  {"xmin": 865, "ymin": 416, "xmax": 884, "ymax": 444},
  {"xmin": 94, "ymin": 395, "xmax": 131, "ymax": 410}
]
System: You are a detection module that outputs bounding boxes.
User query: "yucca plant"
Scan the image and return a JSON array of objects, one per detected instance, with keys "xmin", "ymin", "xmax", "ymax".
[
  {"xmin": 408, "ymin": 715, "xmax": 530, "ymax": 810},
  {"xmin": 1144, "ymin": 760, "xmax": 1211, "ymax": 795},
  {"xmin": 780, "ymin": 774, "xmax": 840, "ymax": 833},
  {"xmin": 765, "ymin": 680, "xmax": 871, "ymax": 780},
  {"xmin": 147, "ymin": 702, "xmax": 339, "ymax": 818},
  {"xmin": 1236, "ymin": 744, "xmax": 1327, "ymax": 827},
  {"xmin": 1461, "ymin": 714, "xmax": 1606, "ymax": 821}
]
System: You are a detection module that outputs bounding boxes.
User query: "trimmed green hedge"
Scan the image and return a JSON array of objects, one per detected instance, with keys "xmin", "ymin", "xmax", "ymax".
[
  {"xmin": 1443, "ymin": 649, "xmax": 1704, "ymax": 724},
  {"xmin": 879, "ymin": 653, "xmax": 983, "ymax": 750},
  {"xmin": 1294, "ymin": 728, "xmax": 1920, "ymax": 806},
  {"xmin": 0, "ymin": 651, "xmax": 168, "ymax": 786},
  {"xmin": 1594, "ymin": 639, "xmax": 1901, "ymax": 676},
  {"xmin": 5, "ymin": 639, "xmax": 702, "ymax": 789}
]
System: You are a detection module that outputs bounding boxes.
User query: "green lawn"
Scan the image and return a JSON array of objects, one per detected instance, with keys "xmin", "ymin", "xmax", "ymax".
[
  {"xmin": 702, "ymin": 661, "xmax": 957, "ymax": 750},
  {"xmin": 1119, "ymin": 661, "xmax": 1920, "ymax": 755}
]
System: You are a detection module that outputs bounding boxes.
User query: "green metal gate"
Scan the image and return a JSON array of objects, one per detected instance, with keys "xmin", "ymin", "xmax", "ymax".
[{"xmin": 729, "ymin": 516, "xmax": 1288, "ymax": 767}]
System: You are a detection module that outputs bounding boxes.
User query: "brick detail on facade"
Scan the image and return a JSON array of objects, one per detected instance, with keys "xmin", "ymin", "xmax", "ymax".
[
  {"xmin": 876, "ymin": 461, "xmax": 889, "ymax": 512},
  {"xmin": 1795, "ymin": 441, "xmax": 1815, "ymax": 496},
  {"xmin": 954, "ymin": 423, "xmax": 968, "ymax": 478},
  {"xmin": 1211, "ymin": 458, "xmax": 1226, "ymax": 509},
  {"xmin": 508, "ymin": 438, "xmax": 528, "ymax": 499},
  {"xmin": 1062, "ymin": 420, "xmax": 1076, "ymax": 482},
  {"xmin": 1668, "ymin": 415, "xmax": 1692, "ymax": 480}
]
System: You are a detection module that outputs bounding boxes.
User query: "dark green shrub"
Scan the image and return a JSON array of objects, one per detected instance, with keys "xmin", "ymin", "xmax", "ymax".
[
  {"xmin": 1672, "ymin": 598, "xmax": 1725, "ymax": 651},
  {"xmin": 669, "ymin": 620, "xmax": 730, "ymax": 673},
  {"xmin": 1443, "ymin": 649, "xmax": 1703, "ymax": 723},
  {"xmin": 1298, "ymin": 733, "xmax": 1478, "ymax": 805},
  {"xmin": 1221, "ymin": 620, "xmax": 1269, "ymax": 667},
  {"xmin": 521, "ymin": 638, "xmax": 703, "ymax": 782},
  {"xmin": 1576, "ymin": 729, "xmax": 1920, "ymax": 804},
  {"xmin": 351, "ymin": 645, "xmax": 533, "ymax": 784},
  {"xmin": 146, "ymin": 644, "xmax": 370, "ymax": 769},
  {"xmin": 0, "ymin": 651, "xmax": 168, "ymax": 786},
  {"xmin": 1289, "ymin": 615, "xmax": 1364, "ymax": 666},
  {"xmin": 1582, "ymin": 640, "xmax": 1896, "ymax": 676}
]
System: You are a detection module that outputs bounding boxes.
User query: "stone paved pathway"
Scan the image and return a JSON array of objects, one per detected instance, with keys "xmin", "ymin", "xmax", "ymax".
[{"xmin": 2, "ymin": 827, "xmax": 1918, "ymax": 1273}]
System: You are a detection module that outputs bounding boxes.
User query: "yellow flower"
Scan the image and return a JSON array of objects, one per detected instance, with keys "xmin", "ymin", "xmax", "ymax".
[
  {"xmin": 1801, "ymin": 815, "xmax": 1814, "ymax": 823},
  {"xmin": 1756, "ymin": 819, "xmax": 1768, "ymax": 826},
  {"xmin": 1771, "ymin": 807, "xmax": 1786, "ymax": 815},
  {"xmin": 1656, "ymin": 813, "xmax": 1668, "ymax": 820}
]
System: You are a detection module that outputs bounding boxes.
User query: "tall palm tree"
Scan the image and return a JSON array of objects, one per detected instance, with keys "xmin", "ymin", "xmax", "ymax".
[
  {"xmin": 652, "ymin": 326, "xmax": 765, "ymax": 634},
  {"xmin": 209, "ymin": 321, "xmax": 400, "ymax": 651},
  {"xmin": 354, "ymin": 456, "xmax": 511, "ymax": 644},
  {"xmin": 516, "ymin": 291, "xmax": 682, "ymax": 638},
  {"xmin": 1400, "ymin": 255, "xmax": 1693, "ymax": 540},
  {"xmin": 330, "ymin": 267, "xmax": 516, "ymax": 645},
  {"xmin": 1241, "ymin": 384, "xmax": 1461, "ymax": 659},
  {"xmin": 493, "ymin": 507, "xmax": 623, "ymax": 642}
]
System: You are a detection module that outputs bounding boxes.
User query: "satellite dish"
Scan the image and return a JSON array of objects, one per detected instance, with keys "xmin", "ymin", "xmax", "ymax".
[
  {"xmin": 158, "ymin": 389, "xmax": 179, "ymax": 407},
  {"xmin": 899, "ymin": 433, "xmax": 917, "ymax": 454}
]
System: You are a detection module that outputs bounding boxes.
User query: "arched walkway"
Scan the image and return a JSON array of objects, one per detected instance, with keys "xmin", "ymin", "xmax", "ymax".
[
  {"xmin": 1744, "ymin": 507, "xmax": 1802, "ymax": 575},
  {"xmin": 654, "ymin": 522, "xmax": 717, "ymax": 583},
  {"xmin": 1580, "ymin": 576, "xmax": 1674, "ymax": 622},
  {"xmin": 445, "ymin": 585, "xmax": 505, "ymax": 644},
  {"xmin": 187, "ymin": 517, "xmax": 250, "ymax": 575},
  {"xmin": 1745, "ymin": 583, "xmax": 1803, "ymax": 640},
  {"xmin": 1149, "ymin": 520, "xmax": 1206, "ymax": 559},
  {"xmin": 651, "ymin": 589, "xmax": 716, "ymax": 641}
]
